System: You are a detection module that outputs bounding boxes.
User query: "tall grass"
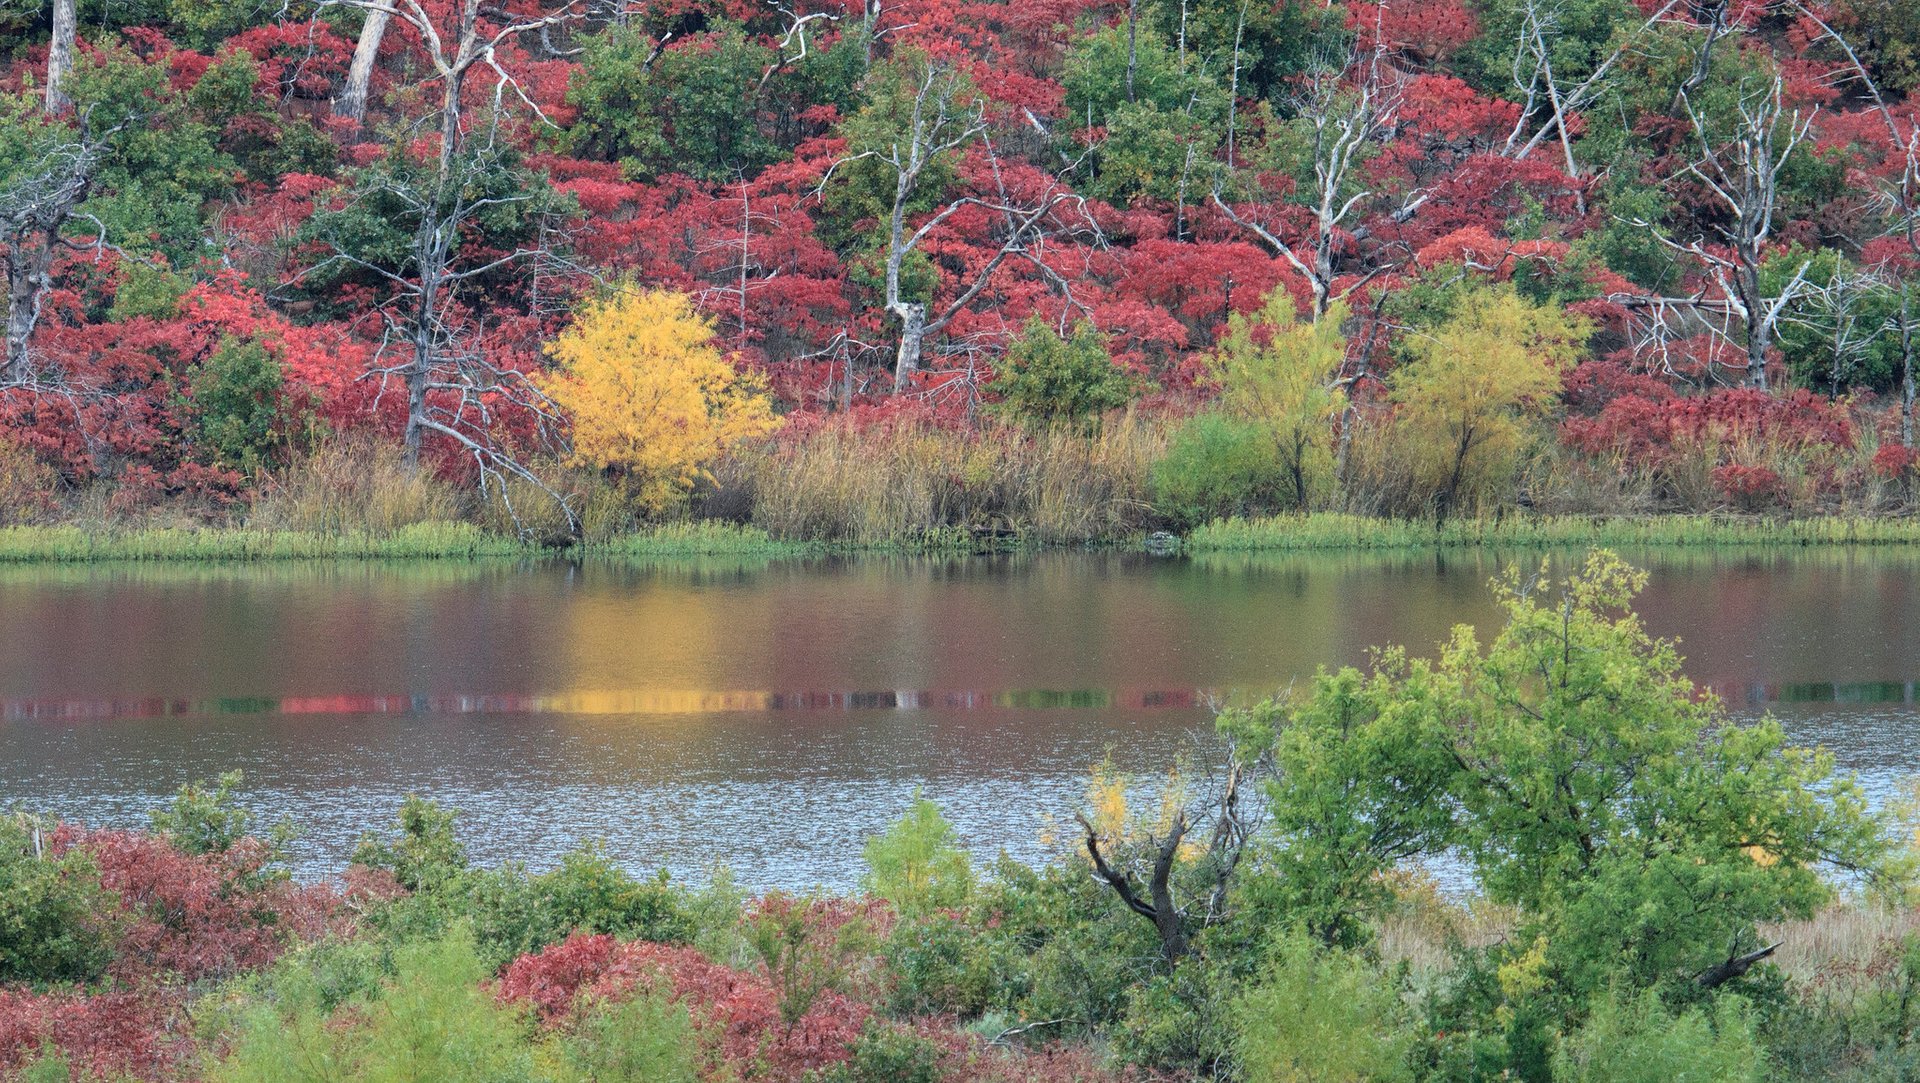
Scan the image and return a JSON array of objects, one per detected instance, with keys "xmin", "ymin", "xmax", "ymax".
[
  {"xmin": 0, "ymin": 522, "xmax": 527, "ymax": 562},
  {"xmin": 739, "ymin": 415, "xmax": 1163, "ymax": 547},
  {"xmin": 248, "ymin": 436, "xmax": 465, "ymax": 536},
  {"xmin": 1185, "ymin": 513, "xmax": 1920, "ymax": 552}
]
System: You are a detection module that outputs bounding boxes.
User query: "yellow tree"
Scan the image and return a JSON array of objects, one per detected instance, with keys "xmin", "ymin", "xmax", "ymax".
[
  {"xmin": 542, "ymin": 289, "xmax": 780, "ymax": 512},
  {"xmin": 1210, "ymin": 292, "xmax": 1348, "ymax": 510},
  {"xmin": 1390, "ymin": 287, "xmax": 1590, "ymax": 519}
]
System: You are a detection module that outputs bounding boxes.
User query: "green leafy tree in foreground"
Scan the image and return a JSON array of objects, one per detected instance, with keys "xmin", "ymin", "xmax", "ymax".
[{"xmin": 861, "ymin": 791, "xmax": 974, "ymax": 917}]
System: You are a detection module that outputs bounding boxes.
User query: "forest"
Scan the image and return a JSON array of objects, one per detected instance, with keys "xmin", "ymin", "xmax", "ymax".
[
  {"xmin": 0, "ymin": 553, "xmax": 1915, "ymax": 1081},
  {"xmin": 4, "ymin": 0, "xmax": 1920, "ymax": 546}
]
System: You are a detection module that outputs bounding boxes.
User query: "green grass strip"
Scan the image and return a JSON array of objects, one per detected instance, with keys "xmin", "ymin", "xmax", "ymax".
[{"xmin": 1182, "ymin": 513, "xmax": 1920, "ymax": 551}]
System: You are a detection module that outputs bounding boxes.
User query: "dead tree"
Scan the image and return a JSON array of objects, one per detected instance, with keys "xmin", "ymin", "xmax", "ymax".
[
  {"xmin": 1212, "ymin": 53, "xmax": 1398, "ymax": 322},
  {"xmin": 1, "ymin": 118, "xmax": 113, "ymax": 385},
  {"xmin": 1074, "ymin": 750, "xmax": 1255, "ymax": 965},
  {"xmin": 1635, "ymin": 77, "xmax": 1815, "ymax": 390},
  {"xmin": 45, "ymin": 0, "xmax": 77, "ymax": 115},
  {"xmin": 335, "ymin": 5, "xmax": 393, "ymax": 124},
  {"xmin": 823, "ymin": 57, "xmax": 1097, "ymax": 393}
]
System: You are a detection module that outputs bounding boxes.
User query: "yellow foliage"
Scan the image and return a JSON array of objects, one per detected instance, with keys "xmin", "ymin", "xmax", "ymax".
[
  {"xmin": 542, "ymin": 289, "xmax": 781, "ymax": 512},
  {"xmin": 1390, "ymin": 287, "xmax": 1591, "ymax": 517},
  {"xmin": 1210, "ymin": 293, "xmax": 1348, "ymax": 509}
]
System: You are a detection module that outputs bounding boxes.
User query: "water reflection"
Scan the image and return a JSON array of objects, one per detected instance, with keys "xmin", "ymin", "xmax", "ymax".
[{"xmin": 0, "ymin": 548, "xmax": 1914, "ymax": 887}]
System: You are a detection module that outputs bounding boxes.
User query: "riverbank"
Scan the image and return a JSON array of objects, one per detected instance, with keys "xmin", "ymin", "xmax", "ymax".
[{"xmin": 3, "ymin": 512, "xmax": 1920, "ymax": 563}]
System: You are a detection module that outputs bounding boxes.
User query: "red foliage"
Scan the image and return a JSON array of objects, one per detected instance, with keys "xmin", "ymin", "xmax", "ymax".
[{"xmin": 500, "ymin": 932, "xmax": 871, "ymax": 1082}]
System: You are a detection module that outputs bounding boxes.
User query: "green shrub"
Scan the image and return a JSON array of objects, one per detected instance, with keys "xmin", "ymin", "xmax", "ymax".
[
  {"xmin": 187, "ymin": 337, "xmax": 290, "ymax": 475},
  {"xmin": 558, "ymin": 992, "xmax": 701, "ymax": 1083},
  {"xmin": 1233, "ymin": 931, "xmax": 1414, "ymax": 1083},
  {"xmin": 883, "ymin": 909, "xmax": 1023, "ymax": 1017},
  {"xmin": 861, "ymin": 793, "xmax": 973, "ymax": 918},
  {"xmin": 150, "ymin": 770, "xmax": 269, "ymax": 857},
  {"xmin": 816, "ymin": 1020, "xmax": 944, "ymax": 1083},
  {"xmin": 0, "ymin": 814, "xmax": 120, "ymax": 984},
  {"xmin": 985, "ymin": 317, "xmax": 1142, "ymax": 430},
  {"xmin": 1552, "ymin": 990, "xmax": 1766, "ymax": 1083},
  {"xmin": 352, "ymin": 796, "xmax": 469, "ymax": 893},
  {"xmin": 1150, "ymin": 413, "xmax": 1286, "ymax": 527},
  {"xmin": 213, "ymin": 926, "xmax": 542, "ymax": 1083}
]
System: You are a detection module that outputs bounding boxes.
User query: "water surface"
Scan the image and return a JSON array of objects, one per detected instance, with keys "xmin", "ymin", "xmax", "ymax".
[{"xmin": 1, "ymin": 548, "xmax": 1914, "ymax": 887}]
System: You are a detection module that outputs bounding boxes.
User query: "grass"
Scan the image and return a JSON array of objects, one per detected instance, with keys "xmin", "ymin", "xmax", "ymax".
[
  {"xmin": 1182, "ymin": 513, "xmax": 1920, "ymax": 552},
  {"xmin": 0, "ymin": 522, "xmax": 532, "ymax": 562}
]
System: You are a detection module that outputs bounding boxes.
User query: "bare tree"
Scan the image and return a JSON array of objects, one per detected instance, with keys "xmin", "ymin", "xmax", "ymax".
[
  {"xmin": 1, "ymin": 116, "xmax": 115, "ymax": 385},
  {"xmin": 1633, "ymin": 77, "xmax": 1815, "ymax": 390},
  {"xmin": 45, "ymin": 0, "xmax": 77, "ymax": 115},
  {"xmin": 335, "ymin": 5, "xmax": 393, "ymax": 124},
  {"xmin": 824, "ymin": 57, "xmax": 1096, "ymax": 392},
  {"xmin": 1212, "ymin": 53, "xmax": 1398, "ymax": 322},
  {"xmin": 308, "ymin": 0, "xmax": 582, "ymax": 530},
  {"xmin": 1075, "ymin": 746, "xmax": 1257, "ymax": 965}
]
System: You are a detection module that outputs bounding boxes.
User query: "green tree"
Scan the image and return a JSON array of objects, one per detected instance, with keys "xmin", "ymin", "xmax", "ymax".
[
  {"xmin": 861, "ymin": 792, "xmax": 973, "ymax": 917},
  {"xmin": 1444, "ymin": 553, "xmax": 1894, "ymax": 999},
  {"xmin": 352, "ymin": 796, "xmax": 469, "ymax": 893},
  {"xmin": 0, "ymin": 813, "xmax": 119, "ymax": 984},
  {"xmin": 1233, "ymin": 930, "xmax": 1415, "ymax": 1083},
  {"xmin": 1209, "ymin": 292, "xmax": 1345, "ymax": 510},
  {"xmin": 566, "ymin": 22, "xmax": 777, "ymax": 182},
  {"xmin": 1389, "ymin": 286, "xmax": 1588, "ymax": 519},
  {"xmin": 186, "ymin": 337, "xmax": 288, "ymax": 475},
  {"xmin": 1149, "ymin": 412, "xmax": 1286, "ymax": 526},
  {"xmin": 985, "ymin": 317, "xmax": 1140, "ymax": 429}
]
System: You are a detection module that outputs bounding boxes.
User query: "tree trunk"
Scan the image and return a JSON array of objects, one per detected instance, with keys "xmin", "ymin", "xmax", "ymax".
[
  {"xmin": 5, "ymin": 232, "xmax": 55, "ymax": 384},
  {"xmin": 336, "ymin": 5, "xmax": 393, "ymax": 124},
  {"xmin": 45, "ymin": 0, "xmax": 76, "ymax": 114},
  {"xmin": 1903, "ymin": 292, "xmax": 1914, "ymax": 450},
  {"xmin": 1124, "ymin": 0, "xmax": 1139, "ymax": 103},
  {"xmin": 891, "ymin": 301, "xmax": 925, "ymax": 393}
]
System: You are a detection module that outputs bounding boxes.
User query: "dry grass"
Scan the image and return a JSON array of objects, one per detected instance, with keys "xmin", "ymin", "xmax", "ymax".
[
  {"xmin": 248, "ymin": 435, "xmax": 464, "ymax": 536},
  {"xmin": 738, "ymin": 414, "xmax": 1165, "ymax": 546},
  {"xmin": 1765, "ymin": 903, "xmax": 1920, "ymax": 999}
]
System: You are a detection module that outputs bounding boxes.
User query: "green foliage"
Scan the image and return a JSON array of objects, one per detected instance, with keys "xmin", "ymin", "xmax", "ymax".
[
  {"xmin": 566, "ymin": 22, "xmax": 777, "ymax": 181},
  {"xmin": 1154, "ymin": 0, "xmax": 1335, "ymax": 101},
  {"xmin": 1552, "ymin": 989, "xmax": 1767, "ymax": 1083},
  {"xmin": 64, "ymin": 40, "xmax": 233, "ymax": 264},
  {"xmin": 1459, "ymin": 0, "xmax": 1638, "ymax": 98},
  {"xmin": 1150, "ymin": 412, "xmax": 1286, "ymax": 527},
  {"xmin": 556, "ymin": 991, "xmax": 701, "ymax": 1083},
  {"xmin": 213, "ymin": 925, "xmax": 545, "ymax": 1083},
  {"xmin": 1209, "ymin": 292, "xmax": 1345, "ymax": 510},
  {"xmin": 821, "ymin": 50, "xmax": 974, "ymax": 251},
  {"xmin": 1764, "ymin": 249, "xmax": 1905, "ymax": 394},
  {"xmin": 882, "ymin": 909, "xmax": 1023, "ymax": 1017},
  {"xmin": 1060, "ymin": 25, "xmax": 1226, "ymax": 204},
  {"xmin": 816, "ymin": 1020, "xmax": 944, "ymax": 1083},
  {"xmin": 1234, "ymin": 931, "xmax": 1415, "ymax": 1083},
  {"xmin": 1221, "ymin": 661, "xmax": 1456, "ymax": 948},
  {"xmin": 109, "ymin": 262, "xmax": 190, "ymax": 322},
  {"xmin": 353, "ymin": 796, "xmax": 469, "ymax": 893},
  {"xmin": 150, "ymin": 769, "xmax": 256, "ymax": 855},
  {"xmin": 985, "ymin": 318, "xmax": 1140, "ymax": 430},
  {"xmin": 744, "ymin": 892, "xmax": 868, "ymax": 1028},
  {"xmin": 186, "ymin": 338, "xmax": 288, "ymax": 475},
  {"xmin": 0, "ymin": 814, "xmax": 119, "ymax": 985},
  {"xmin": 862, "ymin": 792, "xmax": 973, "ymax": 917}
]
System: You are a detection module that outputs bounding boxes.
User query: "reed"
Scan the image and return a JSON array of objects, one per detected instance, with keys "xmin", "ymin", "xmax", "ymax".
[
  {"xmin": 1184, "ymin": 512, "xmax": 1920, "ymax": 551},
  {"xmin": 0, "ymin": 522, "xmax": 527, "ymax": 562}
]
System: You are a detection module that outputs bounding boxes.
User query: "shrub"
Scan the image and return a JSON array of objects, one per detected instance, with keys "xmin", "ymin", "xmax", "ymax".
[
  {"xmin": 1150, "ymin": 413, "xmax": 1287, "ymax": 527},
  {"xmin": 861, "ymin": 793, "xmax": 973, "ymax": 918},
  {"xmin": 0, "ymin": 816, "xmax": 119, "ymax": 985},
  {"xmin": 558, "ymin": 991, "xmax": 702, "ymax": 1083},
  {"xmin": 816, "ymin": 1019, "xmax": 945, "ymax": 1083},
  {"xmin": 213, "ymin": 926, "xmax": 540, "ymax": 1083},
  {"xmin": 149, "ymin": 770, "xmax": 261, "ymax": 857},
  {"xmin": 351, "ymin": 796, "xmax": 469, "ymax": 894},
  {"xmin": 985, "ymin": 318, "xmax": 1142, "ymax": 431},
  {"xmin": 1552, "ymin": 989, "xmax": 1766, "ymax": 1083},
  {"xmin": 1233, "ymin": 931, "xmax": 1414, "ymax": 1083},
  {"xmin": 186, "ymin": 337, "xmax": 289, "ymax": 475},
  {"xmin": 882, "ymin": 909, "xmax": 1022, "ymax": 1018},
  {"xmin": 1209, "ymin": 291, "xmax": 1346, "ymax": 510}
]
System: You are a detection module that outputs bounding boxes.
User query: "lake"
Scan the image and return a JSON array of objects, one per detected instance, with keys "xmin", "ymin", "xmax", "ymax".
[{"xmin": 1, "ymin": 547, "xmax": 1915, "ymax": 888}]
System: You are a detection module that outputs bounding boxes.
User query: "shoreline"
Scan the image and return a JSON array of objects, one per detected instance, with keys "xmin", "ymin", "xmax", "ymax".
[{"xmin": 0, "ymin": 512, "xmax": 1918, "ymax": 563}]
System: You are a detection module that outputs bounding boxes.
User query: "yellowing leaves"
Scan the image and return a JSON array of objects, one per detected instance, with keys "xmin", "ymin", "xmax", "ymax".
[{"xmin": 542, "ymin": 288, "xmax": 781, "ymax": 512}]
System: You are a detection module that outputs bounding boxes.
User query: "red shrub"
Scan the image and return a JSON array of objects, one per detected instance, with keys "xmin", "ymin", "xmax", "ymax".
[
  {"xmin": 0, "ymin": 987, "xmax": 184, "ymax": 1081},
  {"xmin": 1871, "ymin": 443, "xmax": 1918, "ymax": 479},
  {"xmin": 501, "ymin": 933, "xmax": 871, "ymax": 1082}
]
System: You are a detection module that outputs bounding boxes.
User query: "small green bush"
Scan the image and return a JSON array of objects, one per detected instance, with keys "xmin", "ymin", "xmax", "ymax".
[
  {"xmin": 861, "ymin": 792, "xmax": 973, "ymax": 918},
  {"xmin": 0, "ymin": 814, "xmax": 120, "ymax": 985},
  {"xmin": 1233, "ymin": 931, "xmax": 1414, "ymax": 1083},
  {"xmin": 187, "ymin": 337, "xmax": 290, "ymax": 475},
  {"xmin": 1552, "ymin": 989, "xmax": 1767, "ymax": 1083},
  {"xmin": 817, "ymin": 1020, "xmax": 944, "ymax": 1083},
  {"xmin": 883, "ymin": 909, "xmax": 1023, "ymax": 1017},
  {"xmin": 558, "ymin": 992, "xmax": 701, "ymax": 1083},
  {"xmin": 1150, "ymin": 413, "xmax": 1286, "ymax": 528},
  {"xmin": 986, "ymin": 317, "xmax": 1142, "ymax": 430}
]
